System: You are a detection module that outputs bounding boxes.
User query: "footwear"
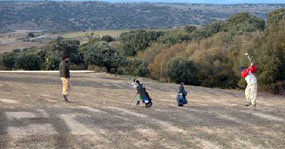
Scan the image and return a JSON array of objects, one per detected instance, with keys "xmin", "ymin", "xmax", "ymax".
[
  {"xmin": 63, "ymin": 95, "xmax": 69, "ymax": 102},
  {"xmin": 244, "ymin": 103, "xmax": 251, "ymax": 107},
  {"xmin": 252, "ymin": 104, "xmax": 256, "ymax": 107}
]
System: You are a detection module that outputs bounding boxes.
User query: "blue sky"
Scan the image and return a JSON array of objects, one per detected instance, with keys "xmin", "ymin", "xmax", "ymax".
[
  {"xmin": 2, "ymin": 0, "xmax": 284, "ymax": 4},
  {"xmin": 90, "ymin": 0, "xmax": 285, "ymax": 4}
]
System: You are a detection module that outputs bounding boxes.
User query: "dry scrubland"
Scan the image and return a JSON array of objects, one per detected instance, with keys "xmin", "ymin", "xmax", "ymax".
[
  {"xmin": 0, "ymin": 42, "xmax": 46, "ymax": 54},
  {"xmin": 0, "ymin": 30, "xmax": 125, "ymax": 54},
  {"xmin": 0, "ymin": 30, "xmax": 53, "ymax": 54},
  {"xmin": 61, "ymin": 30, "xmax": 128, "ymax": 39},
  {"xmin": 0, "ymin": 72, "xmax": 284, "ymax": 148}
]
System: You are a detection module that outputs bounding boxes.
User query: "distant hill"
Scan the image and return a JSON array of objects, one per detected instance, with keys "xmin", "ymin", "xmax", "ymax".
[{"xmin": 0, "ymin": 2, "xmax": 285, "ymax": 33}]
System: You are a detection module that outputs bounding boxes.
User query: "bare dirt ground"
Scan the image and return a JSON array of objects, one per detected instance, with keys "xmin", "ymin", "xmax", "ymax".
[
  {"xmin": 0, "ymin": 72, "xmax": 284, "ymax": 149},
  {"xmin": 0, "ymin": 30, "xmax": 57, "ymax": 54},
  {"xmin": 0, "ymin": 42, "xmax": 46, "ymax": 54}
]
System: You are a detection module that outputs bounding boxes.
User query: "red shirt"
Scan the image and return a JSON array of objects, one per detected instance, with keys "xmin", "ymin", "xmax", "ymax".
[{"xmin": 241, "ymin": 66, "xmax": 257, "ymax": 78}]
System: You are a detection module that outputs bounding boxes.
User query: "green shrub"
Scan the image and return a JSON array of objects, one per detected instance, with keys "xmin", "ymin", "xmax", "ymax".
[
  {"xmin": 16, "ymin": 53, "xmax": 41, "ymax": 70},
  {"xmin": 120, "ymin": 30, "xmax": 164, "ymax": 56},
  {"xmin": 223, "ymin": 12, "xmax": 265, "ymax": 35},
  {"xmin": 42, "ymin": 40, "xmax": 82, "ymax": 70},
  {"xmin": 158, "ymin": 30, "xmax": 191, "ymax": 45},
  {"xmin": 101, "ymin": 35, "xmax": 115, "ymax": 42},
  {"xmin": 84, "ymin": 42, "xmax": 127, "ymax": 73},
  {"xmin": 1, "ymin": 52, "xmax": 19, "ymax": 70},
  {"xmin": 44, "ymin": 50, "xmax": 62, "ymax": 70},
  {"xmin": 166, "ymin": 58, "xmax": 198, "ymax": 85},
  {"xmin": 183, "ymin": 25, "xmax": 197, "ymax": 33},
  {"xmin": 126, "ymin": 59, "xmax": 149, "ymax": 77}
]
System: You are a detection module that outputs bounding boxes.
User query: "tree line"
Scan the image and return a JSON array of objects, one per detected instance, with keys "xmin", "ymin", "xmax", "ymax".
[{"xmin": 1, "ymin": 9, "xmax": 284, "ymax": 93}]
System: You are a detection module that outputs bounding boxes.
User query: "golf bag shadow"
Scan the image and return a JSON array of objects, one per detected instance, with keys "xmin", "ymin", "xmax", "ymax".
[{"xmin": 177, "ymin": 93, "xmax": 188, "ymax": 107}]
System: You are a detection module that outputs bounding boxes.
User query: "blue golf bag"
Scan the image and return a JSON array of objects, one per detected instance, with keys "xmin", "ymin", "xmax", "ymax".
[{"xmin": 177, "ymin": 93, "xmax": 188, "ymax": 106}]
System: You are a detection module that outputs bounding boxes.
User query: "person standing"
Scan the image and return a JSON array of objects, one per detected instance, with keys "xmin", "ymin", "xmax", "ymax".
[
  {"xmin": 132, "ymin": 79, "xmax": 143, "ymax": 105},
  {"xmin": 177, "ymin": 82, "xmax": 188, "ymax": 106},
  {"xmin": 241, "ymin": 63, "xmax": 257, "ymax": 107},
  {"xmin": 59, "ymin": 55, "xmax": 71, "ymax": 102},
  {"xmin": 132, "ymin": 79, "xmax": 152, "ymax": 107}
]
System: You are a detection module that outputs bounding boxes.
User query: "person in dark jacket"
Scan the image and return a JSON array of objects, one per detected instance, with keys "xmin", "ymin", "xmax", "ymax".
[
  {"xmin": 133, "ymin": 79, "xmax": 152, "ymax": 107},
  {"xmin": 177, "ymin": 82, "xmax": 188, "ymax": 106},
  {"xmin": 59, "ymin": 55, "xmax": 71, "ymax": 102}
]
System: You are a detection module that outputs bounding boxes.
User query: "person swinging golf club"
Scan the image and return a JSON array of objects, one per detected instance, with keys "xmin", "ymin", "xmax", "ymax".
[
  {"xmin": 132, "ymin": 79, "xmax": 152, "ymax": 108},
  {"xmin": 241, "ymin": 53, "xmax": 258, "ymax": 107}
]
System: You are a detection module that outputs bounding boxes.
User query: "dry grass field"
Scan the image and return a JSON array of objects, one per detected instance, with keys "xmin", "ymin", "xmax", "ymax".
[
  {"xmin": 61, "ymin": 30, "xmax": 128, "ymax": 39},
  {"xmin": 0, "ymin": 30, "xmax": 128, "ymax": 54},
  {"xmin": 0, "ymin": 42, "xmax": 46, "ymax": 54},
  {"xmin": 0, "ymin": 30, "xmax": 51, "ymax": 54},
  {"xmin": 0, "ymin": 72, "xmax": 284, "ymax": 148}
]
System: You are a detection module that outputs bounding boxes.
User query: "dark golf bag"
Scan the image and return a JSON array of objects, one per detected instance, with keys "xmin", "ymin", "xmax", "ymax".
[
  {"xmin": 177, "ymin": 93, "xmax": 188, "ymax": 107},
  {"xmin": 143, "ymin": 92, "xmax": 153, "ymax": 108},
  {"xmin": 137, "ymin": 83, "xmax": 152, "ymax": 108}
]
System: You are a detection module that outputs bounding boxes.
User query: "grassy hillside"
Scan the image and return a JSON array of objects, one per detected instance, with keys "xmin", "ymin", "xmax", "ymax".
[{"xmin": 1, "ymin": 2, "xmax": 285, "ymax": 33}]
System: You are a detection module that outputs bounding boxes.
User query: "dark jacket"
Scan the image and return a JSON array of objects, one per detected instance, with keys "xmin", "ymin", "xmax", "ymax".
[
  {"xmin": 59, "ymin": 60, "xmax": 70, "ymax": 78},
  {"xmin": 137, "ymin": 84, "xmax": 147, "ymax": 97}
]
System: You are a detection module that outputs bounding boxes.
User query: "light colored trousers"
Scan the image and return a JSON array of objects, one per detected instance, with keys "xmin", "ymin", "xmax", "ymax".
[
  {"xmin": 61, "ymin": 78, "xmax": 71, "ymax": 96},
  {"xmin": 245, "ymin": 83, "xmax": 257, "ymax": 105}
]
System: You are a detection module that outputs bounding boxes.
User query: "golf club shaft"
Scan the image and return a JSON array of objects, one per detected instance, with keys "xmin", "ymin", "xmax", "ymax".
[
  {"xmin": 129, "ymin": 94, "xmax": 137, "ymax": 108},
  {"xmin": 247, "ymin": 55, "xmax": 252, "ymax": 62}
]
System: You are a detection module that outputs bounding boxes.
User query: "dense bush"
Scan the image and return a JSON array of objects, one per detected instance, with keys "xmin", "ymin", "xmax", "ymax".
[
  {"xmin": 101, "ymin": 35, "xmax": 115, "ymax": 42},
  {"xmin": 120, "ymin": 30, "xmax": 164, "ymax": 56},
  {"xmin": 223, "ymin": 12, "xmax": 265, "ymax": 34},
  {"xmin": 138, "ymin": 43, "xmax": 170, "ymax": 64},
  {"xmin": 15, "ymin": 53, "xmax": 41, "ymax": 70},
  {"xmin": 0, "ymin": 52, "xmax": 19, "ymax": 70},
  {"xmin": 84, "ymin": 42, "xmax": 127, "ymax": 73},
  {"xmin": 44, "ymin": 50, "xmax": 62, "ymax": 70},
  {"xmin": 183, "ymin": 25, "xmax": 197, "ymax": 33},
  {"xmin": 158, "ymin": 29, "xmax": 191, "ymax": 45},
  {"xmin": 148, "ymin": 43, "xmax": 188, "ymax": 82},
  {"xmin": 125, "ymin": 59, "xmax": 149, "ymax": 77},
  {"xmin": 42, "ymin": 40, "xmax": 82, "ymax": 70},
  {"xmin": 190, "ymin": 21, "xmax": 224, "ymax": 40},
  {"xmin": 166, "ymin": 58, "xmax": 198, "ymax": 85}
]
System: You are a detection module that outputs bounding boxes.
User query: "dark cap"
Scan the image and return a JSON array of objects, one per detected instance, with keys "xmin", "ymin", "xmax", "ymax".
[
  {"xmin": 135, "ymin": 80, "xmax": 140, "ymax": 85},
  {"xmin": 240, "ymin": 66, "xmax": 246, "ymax": 71}
]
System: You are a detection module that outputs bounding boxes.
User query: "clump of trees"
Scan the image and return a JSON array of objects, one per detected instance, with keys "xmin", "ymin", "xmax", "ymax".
[
  {"xmin": 138, "ymin": 10, "xmax": 285, "ymax": 93},
  {"xmin": 119, "ymin": 30, "xmax": 164, "ymax": 56},
  {"xmin": 1, "ymin": 51, "xmax": 18, "ymax": 70},
  {"xmin": 16, "ymin": 48, "xmax": 42, "ymax": 70},
  {"xmin": 125, "ymin": 59, "xmax": 149, "ymax": 77},
  {"xmin": 83, "ymin": 42, "xmax": 126, "ymax": 73},
  {"xmin": 166, "ymin": 57, "xmax": 198, "ymax": 85}
]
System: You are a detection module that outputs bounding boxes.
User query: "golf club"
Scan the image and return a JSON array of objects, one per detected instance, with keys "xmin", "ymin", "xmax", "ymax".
[
  {"xmin": 128, "ymin": 94, "xmax": 138, "ymax": 109},
  {"xmin": 245, "ymin": 53, "xmax": 252, "ymax": 63}
]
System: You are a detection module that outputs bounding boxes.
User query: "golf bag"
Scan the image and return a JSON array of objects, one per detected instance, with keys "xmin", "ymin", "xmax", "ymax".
[
  {"xmin": 177, "ymin": 90, "xmax": 188, "ymax": 107},
  {"xmin": 137, "ymin": 83, "xmax": 152, "ymax": 108},
  {"xmin": 143, "ymin": 92, "xmax": 153, "ymax": 108}
]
